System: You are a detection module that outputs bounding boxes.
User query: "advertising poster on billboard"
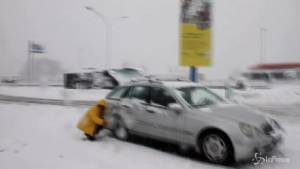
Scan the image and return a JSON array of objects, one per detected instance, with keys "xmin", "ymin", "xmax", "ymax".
[{"xmin": 180, "ymin": 0, "xmax": 212, "ymax": 66}]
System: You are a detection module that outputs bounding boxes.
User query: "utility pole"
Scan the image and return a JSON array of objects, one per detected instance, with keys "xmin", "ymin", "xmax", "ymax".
[
  {"xmin": 260, "ymin": 27, "xmax": 268, "ymax": 63},
  {"xmin": 85, "ymin": 6, "xmax": 129, "ymax": 70},
  {"xmin": 27, "ymin": 40, "xmax": 32, "ymax": 83}
]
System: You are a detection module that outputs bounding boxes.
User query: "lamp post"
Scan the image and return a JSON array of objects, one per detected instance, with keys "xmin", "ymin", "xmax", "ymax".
[
  {"xmin": 260, "ymin": 27, "xmax": 268, "ymax": 63},
  {"xmin": 85, "ymin": 6, "xmax": 112, "ymax": 69}
]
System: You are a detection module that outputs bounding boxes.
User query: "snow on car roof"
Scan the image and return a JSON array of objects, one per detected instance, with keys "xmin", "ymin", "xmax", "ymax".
[{"xmin": 161, "ymin": 81, "xmax": 203, "ymax": 88}]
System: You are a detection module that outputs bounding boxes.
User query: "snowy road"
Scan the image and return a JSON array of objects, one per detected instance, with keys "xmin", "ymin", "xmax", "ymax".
[{"xmin": 0, "ymin": 102, "xmax": 300, "ymax": 169}]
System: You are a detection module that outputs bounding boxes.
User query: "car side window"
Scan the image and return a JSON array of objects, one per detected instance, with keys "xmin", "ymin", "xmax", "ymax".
[
  {"xmin": 129, "ymin": 86, "xmax": 150, "ymax": 103},
  {"xmin": 106, "ymin": 87, "xmax": 129, "ymax": 100},
  {"xmin": 151, "ymin": 87, "xmax": 176, "ymax": 107}
]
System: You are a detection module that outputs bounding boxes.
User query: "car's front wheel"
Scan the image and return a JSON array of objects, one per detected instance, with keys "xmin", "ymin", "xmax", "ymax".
[
  {"xmin": 112, "ymin": 117, "xmax": 129, "ymax": 141},
  {"xmin": 200, "ymin": 131, "xmax": 233, "ymax": 164}
]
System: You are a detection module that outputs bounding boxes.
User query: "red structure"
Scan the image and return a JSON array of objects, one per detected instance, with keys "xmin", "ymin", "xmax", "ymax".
[{"xmin": 250, "ymin": 63, "xmax": 300, "ymax": 70}]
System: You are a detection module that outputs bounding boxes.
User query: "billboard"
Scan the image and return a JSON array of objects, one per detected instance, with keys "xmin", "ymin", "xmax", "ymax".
[{"xmin": 180, "ymin": 0, "xmax": 212, "ymax": 66}]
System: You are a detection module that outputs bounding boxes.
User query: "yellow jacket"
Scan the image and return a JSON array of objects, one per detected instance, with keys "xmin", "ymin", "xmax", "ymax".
[{"xmin": 77, "ymin": 99, "xmax": 107, "ymax": 136}]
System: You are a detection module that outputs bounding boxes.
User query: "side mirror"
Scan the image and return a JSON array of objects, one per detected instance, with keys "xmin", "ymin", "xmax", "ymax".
[{"xmin": 168, "ymin": 103, "xmax": 182, "ymax": 114}]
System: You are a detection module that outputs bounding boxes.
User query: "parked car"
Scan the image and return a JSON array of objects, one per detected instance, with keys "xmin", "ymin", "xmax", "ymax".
[
  {"xmin": 230, "ymin": 63, "xmax": 300, "ymax": 88},
  {"xmin": 104, "ymin": 80, "xmax": 284, "ymax": 164},
  {"xmin": 64, "ymin": 68, "xmax": 146, "ymax": 89},
  {"xmin": 64, "ymin": 72, "xmax": 94, "ymax": 89},
  {"xmin": 1, "ymin": 76, "xmax": 18, "ymax": 84}
]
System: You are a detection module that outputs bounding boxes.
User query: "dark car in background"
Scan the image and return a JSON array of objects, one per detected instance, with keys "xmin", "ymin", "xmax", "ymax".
[{"xmin": 64, "ymin": 68, "xmax": 146, "ymax": 89}]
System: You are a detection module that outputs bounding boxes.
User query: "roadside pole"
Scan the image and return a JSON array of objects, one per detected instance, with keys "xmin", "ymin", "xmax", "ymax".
[
  {"xmin": 27, "ymin": 41, "xmax": 45, "ymax": 84},
  {"xmin": 27, "ymin": 40, "xmax": 32, "ymax": 84},
  {"xmin": 190, "ymin": 66, "xmax": 198, "ymax": 82}
]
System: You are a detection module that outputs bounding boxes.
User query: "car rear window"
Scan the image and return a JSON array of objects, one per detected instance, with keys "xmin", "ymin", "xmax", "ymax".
[
  {"xmin": 106, "ymin": 87, "xmax": 129, "ymax": 100},
  {"xmin": 128, "ymin": 86, "xmax": 150, "ymax": 103}
]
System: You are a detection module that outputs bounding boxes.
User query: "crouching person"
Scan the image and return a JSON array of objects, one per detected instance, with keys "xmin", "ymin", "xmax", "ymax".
[{"xmin": 77, "ymin": 99, "xmax": 107, "ymax": 141}]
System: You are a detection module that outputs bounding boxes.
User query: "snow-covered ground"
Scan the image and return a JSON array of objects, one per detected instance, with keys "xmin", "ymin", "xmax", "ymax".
[
  {"xmin": 0, "ymin": 86, "xmax": 110, "ymax": 101},
  {"xmin": 210, "ymin": 85, "xmax": 300, "ymax": 122},
  {"xmin": 0, "ymin": 102, "xmax": 300, "ymax": 169},
  {"xmin": 232, "ymin": 85, "xmax": 300, "ymax": 105},
  {"xmin": 0, "ymin": 102, "xmax": 224, "ymax": 169},
  {"xmin": 0, "ymin": 102, "xmax": 299, "ymax": 169}
]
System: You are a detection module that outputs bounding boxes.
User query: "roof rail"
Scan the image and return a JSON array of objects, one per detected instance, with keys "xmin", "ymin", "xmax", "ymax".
[
  {"xmin": 155, "ymin": 77, "xmax": 191, "ymax": 82},
  {"xmin": 128, "ymin": 76, "xmax": 192, "ymax": 85},
  {"xmin": 129, "ymin": 77, "xmax": 163, "ymax": 84}
]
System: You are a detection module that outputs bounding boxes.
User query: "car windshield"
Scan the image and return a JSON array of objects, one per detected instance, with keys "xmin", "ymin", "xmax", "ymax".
[{"xmin": 176, "ymin": 87, "xmax": 225, "ymax": 108}]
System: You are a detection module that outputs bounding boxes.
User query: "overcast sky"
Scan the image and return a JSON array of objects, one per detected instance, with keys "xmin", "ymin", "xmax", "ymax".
[{"xmin": 0, "ymin": 0, "xmax": 300, "ymax": 79}]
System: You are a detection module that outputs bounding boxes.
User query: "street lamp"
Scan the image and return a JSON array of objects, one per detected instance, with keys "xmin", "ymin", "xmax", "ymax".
[
  {"xmin": 85, "ymin": 6, "xmax": 112, "ymax": 69},
  {"xmin": 260, "ymin": 27, "xmax": 268, "ymax": 63}
]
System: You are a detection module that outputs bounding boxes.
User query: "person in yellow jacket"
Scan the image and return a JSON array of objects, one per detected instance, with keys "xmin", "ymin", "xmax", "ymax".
[{"xmin": 77, "ymin": 99, "xmax": 108, "ymax": 141}]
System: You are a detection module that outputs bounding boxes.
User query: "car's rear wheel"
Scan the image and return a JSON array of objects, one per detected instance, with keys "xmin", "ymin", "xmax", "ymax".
[
  {"xmin": 112, "ymin": 117, "xmax": 129, "ymax": 141},
  {"xmin": 200, "ymin": 131, "xmax": 233, "ymax": 164}
]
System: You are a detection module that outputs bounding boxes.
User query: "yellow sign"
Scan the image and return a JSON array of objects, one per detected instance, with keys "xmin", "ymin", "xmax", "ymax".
[{"xmin": 180, "ymin": 0, "xmax": 212, "ymax": 66}]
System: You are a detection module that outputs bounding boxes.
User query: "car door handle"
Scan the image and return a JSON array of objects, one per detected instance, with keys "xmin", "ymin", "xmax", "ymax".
[
  {"xmin": 121, "ymin": 104, "xmax": 131, "ymax": 109},
  {"xmin": 146, "ymin": 109, "xmax": 155, "ymax": 114}
]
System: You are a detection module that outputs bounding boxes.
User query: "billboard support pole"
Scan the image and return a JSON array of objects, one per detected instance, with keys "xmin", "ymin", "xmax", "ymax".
[
  {"xmin": 190, "ymin": 66, "xmax": 198, "ymax": 82},
  {"xmin": 27, "ymin": 40, "xmax": 32, "ymax": 84}
]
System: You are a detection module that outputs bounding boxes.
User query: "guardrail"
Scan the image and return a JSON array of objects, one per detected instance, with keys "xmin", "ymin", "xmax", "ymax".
[{"xmin": 0, "ymin": 94, "xmax": 95, "ymax": 106}]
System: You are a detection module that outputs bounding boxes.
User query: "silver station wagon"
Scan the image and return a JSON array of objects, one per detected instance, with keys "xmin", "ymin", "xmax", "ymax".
[{"xmin": 104, "ymin": 80, "xmax": 284, "ymax": 164}]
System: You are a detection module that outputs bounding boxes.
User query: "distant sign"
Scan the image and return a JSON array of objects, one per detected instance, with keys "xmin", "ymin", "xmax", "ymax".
[
  {"xmin": 30, "ymin": 42, "xmax": 45, "ymax": 53},
  {"xmin": 180, "ymin": 0, "xmax": 212, "ymax": 66}
]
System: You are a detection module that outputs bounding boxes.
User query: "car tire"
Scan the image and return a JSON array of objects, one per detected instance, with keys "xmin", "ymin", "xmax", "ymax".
[
  {"xmin": 112, "ymin": 117, "xmax": 129, "ymax": 141},
  {"xmin": 200, "ymin": 131, "xmax": 233, "ymax": 164}
]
